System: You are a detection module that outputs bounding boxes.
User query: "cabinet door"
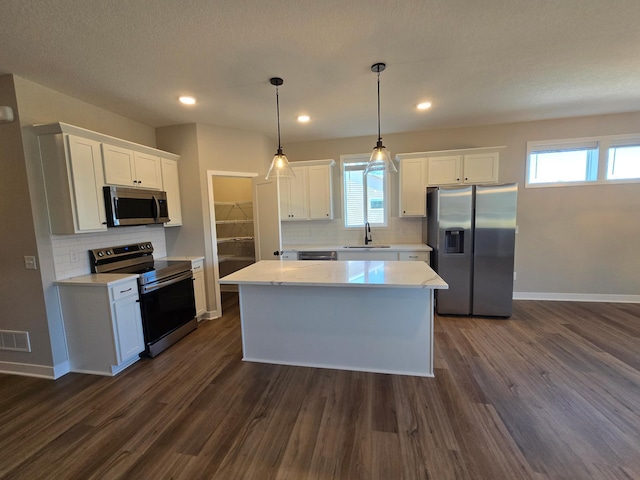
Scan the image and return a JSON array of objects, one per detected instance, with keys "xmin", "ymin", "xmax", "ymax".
[
  {"xmin": 398, "ymin": 251, "xmax": 431, "ymax": 264},
  {"xmin": 280, "ymin": 167, "xmax": 308, "ymax": 221},
  {"xmin": 399, "ymin": 158, "xmax": 427, "ymax": 216},
  {"xmin": 192, "ymin": 262, "xmax": 206, "ymax": 317},
  {"xmin": 308, "ymin": 165, "xmax": 333, "ymax": 220},
  {"xmin": 102, "ymin": 143, "xmax": 135, "ymax": 186},
  {"xmin": 161, "ymin": 158, "xmax": 182, "ymax": 226},
  {"xmin": 133, "ymin": 152, "xmax": 162, "ymax": 190},
  {"xmin": 66, "ymin": 135, "xmax": 108, "ymax": 232},
  {"xmin": 462, "ymin": 152, "xmax": 499, "ymax": 184},
  {"xmin": 337, "ymin": 251, "xmax": 399, "ymax": 261},
  {"xmin": 427, "ymin": 155, "xmax": 462, "ymax": 185},
  {"xmin": 112, "ymin": 294, "xmax": 144, "ymax": 364}
]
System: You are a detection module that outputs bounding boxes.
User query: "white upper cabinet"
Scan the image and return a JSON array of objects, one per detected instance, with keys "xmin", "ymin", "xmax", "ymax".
[
  {"xmin": 427, "ymin": 155, "xmax": 463, "ymax": 185},
  {"xmin": 103, "ymin": 144, "xmax": 162, "ymax": 190},
  {"xmin": 461, "ymin": 152, "xmax": 499, "ymax": 184},
  {"xmin": 38, "ymin": 133, "xmax": 107, "ymax": 234},
  {"xmin": 280, "ymin": 159, "xmax": 335, "ymax": 221},
  {"xmin": 398, "ymin": 156, "xmax": 427, "ymax": 217},
  {"xmin": 280, "ymin": 166, "xmax": 309, "ymax": 220},
  {"xmin": 308, "ymin": 164, "xmax": 334, "ymax": 220},
  {"xmin": 426, "ymin": 150, "xmax": 500, "ymax": 186},
  {"xmin": 161, "ymin": 158, "xmax": 182, "ymax": 226},
  {"xmin": 34, "ymin": 122, "xmax": 181, "ymax": 234}
]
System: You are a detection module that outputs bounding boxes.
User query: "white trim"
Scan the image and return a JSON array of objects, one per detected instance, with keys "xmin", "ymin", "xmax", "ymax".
[
  {"xmin": 513, "ymin": 292, "xmax": 640, "ymax": 303},
  {"xmin": 340, "ymin": 153, "xmax": 390, "ymax": 229},
  {"xmin": 395, "ymin": 146, "xmax": 506, "ymax": 160},
  {"xmin": 207, "ymin": 170, "xmax": 258, "ymax": 320},
  {"xmin": 0, "ymin": 360, "xmax": 70, "ymax": 379}
]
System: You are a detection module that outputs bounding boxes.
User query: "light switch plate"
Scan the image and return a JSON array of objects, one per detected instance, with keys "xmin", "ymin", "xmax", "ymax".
[{"xmin": 24, "ymin": 256, "xmax": 37, "ymax": 270}]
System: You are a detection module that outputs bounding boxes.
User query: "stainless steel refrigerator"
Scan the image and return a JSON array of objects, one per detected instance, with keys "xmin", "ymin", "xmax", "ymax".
[{"xmin": 424, "ymin": 184, "xmax": 517, "ymax": 317}]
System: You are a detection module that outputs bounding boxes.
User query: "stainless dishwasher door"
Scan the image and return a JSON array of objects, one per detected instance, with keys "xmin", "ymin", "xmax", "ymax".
[{"xmin": 298, "ymin": 251, "xmax": 338, "ymax": 261}]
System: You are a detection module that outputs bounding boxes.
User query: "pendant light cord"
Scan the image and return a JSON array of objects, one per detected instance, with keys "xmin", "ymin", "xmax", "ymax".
[
  {"xmin": 376, "ymin": 70, "xmax": 381, "ymax": 143},
  {"xmin": 275, "ymin": 85, "xmax": 282, "ymax": 151}
]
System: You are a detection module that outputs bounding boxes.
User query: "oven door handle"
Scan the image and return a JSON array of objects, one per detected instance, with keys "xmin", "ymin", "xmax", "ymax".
[{"xmin": 140, "ymin": 271, "xmax": 193, "ymax": 294}]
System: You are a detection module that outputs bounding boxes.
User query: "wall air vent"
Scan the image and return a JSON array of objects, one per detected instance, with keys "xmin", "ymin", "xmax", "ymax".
[{"xmin": 0, "ymin": 330, "xmax": 31, "ymax": 352}]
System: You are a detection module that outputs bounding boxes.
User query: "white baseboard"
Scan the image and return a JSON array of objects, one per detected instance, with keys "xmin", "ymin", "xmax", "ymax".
[
  {"xmin": 513, "ymin": 292, "xmax": 640, "ymax": 303},
  {"xmin": 0, "ymin": 360, "xmax": 70, "ymax": 379}
]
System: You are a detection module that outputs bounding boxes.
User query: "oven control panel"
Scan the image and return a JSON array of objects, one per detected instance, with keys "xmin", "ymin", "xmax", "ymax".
[{"xmin": 90, "ymin": 242, "xmax": 154, "ymax": 270}]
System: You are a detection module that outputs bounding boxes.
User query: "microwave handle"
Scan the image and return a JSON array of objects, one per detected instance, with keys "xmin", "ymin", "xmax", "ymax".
[{"xmin": 152, "ymin": 195, "xmax": 159, "ymax": 221}]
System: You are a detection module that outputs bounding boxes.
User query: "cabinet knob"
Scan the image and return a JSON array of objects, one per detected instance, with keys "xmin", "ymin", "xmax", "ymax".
[
  {"xmin": 456, "ymin": 178, "xmax": 460, "ymax": 181},
  {"xmin": 465, "ymin": 177, "xmax": 468, "ymax": 181},
  {"xmin": 274, "ymin": 251, "xmax": 280, "ymax": 256}
]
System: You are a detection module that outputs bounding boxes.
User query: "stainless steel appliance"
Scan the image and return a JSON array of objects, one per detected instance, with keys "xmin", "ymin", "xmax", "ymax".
[
  {"xmin": 298, "ymin": 251, "xmax": 338, "ymax": 261},
  {"xmin": 90, "ymin": 242, "xmax": 196, "ymax": 356},
  {"xmin": 103, "ymin": 186, "xmax": 170, "ymax": 227},
  {"xmin": 425, "ymin": 184, "xmax": 517, "ymax": 317}
]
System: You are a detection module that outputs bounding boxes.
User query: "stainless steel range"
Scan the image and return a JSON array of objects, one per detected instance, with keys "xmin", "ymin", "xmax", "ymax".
[{"xmin": 90, "ymin": 242, "xmax": 197, "ymax": 357}]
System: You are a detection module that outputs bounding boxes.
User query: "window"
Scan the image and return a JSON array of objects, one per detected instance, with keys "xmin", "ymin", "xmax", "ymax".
[
  {"xmin": 342, "ymin": 154, "xmax": 388, "ymax": 228},
  {"xmin": 527, "ymin": 141, "xmax": 598, "ymax": 187},
  {"xmin": 526, "ymin": 134, "xmax": 640, "ymax": 188},
  {"xmin": 607, "ymin": 144, "xmax": 640, "ymax": 180}
]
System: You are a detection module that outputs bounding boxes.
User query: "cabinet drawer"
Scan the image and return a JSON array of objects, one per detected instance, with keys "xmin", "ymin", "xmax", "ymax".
[
  {"xmin": 191, "ymin": 260, "xmax": 204, "ymax": 272},
  {"xmin": 399, "ymin": 251, "xmax": 431, "ymax": 262},
  {"xmin": 110, "ymin": 281, "xmax": 138, "ymax": 301}
]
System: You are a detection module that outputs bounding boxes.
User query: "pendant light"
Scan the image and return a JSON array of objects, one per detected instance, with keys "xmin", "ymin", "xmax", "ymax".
[
  {"xmin": 365, "ymin": 62, "xmax": 397, "ymax": 175},
  {"xmin": 266, "ymin": 77, "xmax": 295, "ymax": 179}
]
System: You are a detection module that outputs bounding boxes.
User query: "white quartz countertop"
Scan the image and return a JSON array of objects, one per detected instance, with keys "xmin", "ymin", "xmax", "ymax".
[
  {"xmin": 55, "ymin": 273, "xmax": 139, "ymax": 287},
  {"xmin": 219, "ymin": 260, "xmax": 448, "ymax": 289},
  {"xmin": 283, "ymin": 243, "xmax": 432, "ymax": 252}
]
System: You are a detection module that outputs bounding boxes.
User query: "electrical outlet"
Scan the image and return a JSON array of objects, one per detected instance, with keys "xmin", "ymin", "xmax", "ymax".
[
  {"xmin": 513, "ymin": 272, "xmax": 517, "ymax": 280},
  {"xmin": 24, "ymin": 256, "xmax": 37, "ymax": 270},
  {"xmin": 69, "ymin": 251, "xmax": 79, "ymax": 262}
]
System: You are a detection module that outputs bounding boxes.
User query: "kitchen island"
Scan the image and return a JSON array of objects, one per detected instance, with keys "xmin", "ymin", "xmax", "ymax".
[{"xmin": 219, "ymin": 260, "xmax": 448, "ymax": 377}]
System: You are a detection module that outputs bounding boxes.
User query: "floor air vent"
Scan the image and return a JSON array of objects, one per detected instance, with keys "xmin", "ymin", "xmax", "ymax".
[{"xmin": 0, "ymin": 330, "xmax": 31, "ymax": 352}]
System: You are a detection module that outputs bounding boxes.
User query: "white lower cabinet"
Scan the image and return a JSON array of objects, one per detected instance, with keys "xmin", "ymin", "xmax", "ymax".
[
  {"xmin": 280, "ymin": 251, "xmax": 298, "ymax": 260},
  {"xmin": 57, "ymin": 277, "xmax": 144, "ymax": 376},
  {"xmin": 191, "ymin": 259, "xmax": 206, "ymax": 318},
  {"xmin": 399, "ymin": 251, "xmax": 431, "ymax": 264},
  {"xmin": 337, "ymin": 250, "xmax": 431, "ymax": 264}
]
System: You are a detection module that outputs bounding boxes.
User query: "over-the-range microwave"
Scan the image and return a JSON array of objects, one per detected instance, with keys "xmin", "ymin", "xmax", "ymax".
[{"xmin": 103, "ymin": 186, "xmax": 170, "ymax": 227}]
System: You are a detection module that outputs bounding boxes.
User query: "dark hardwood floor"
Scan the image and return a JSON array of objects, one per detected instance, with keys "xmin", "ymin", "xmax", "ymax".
[{"xmin": 1, "ymin": 296, "xmax": 639, "ymax": 479}]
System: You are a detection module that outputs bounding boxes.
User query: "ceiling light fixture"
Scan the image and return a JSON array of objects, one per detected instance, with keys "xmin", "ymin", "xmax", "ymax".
[
  {"xmin": 417, "ymin": 101, "xmax": 432, "ymax": 110},
  {"xmin": 266, "ymin": 77, "xmax": 295, "ymax": 179},
  {"xmin": 297, "ymin": 115, "xmax": 310, "ymax": 123},
  {"xmin": 365, "ymin": 62, "xmax": 397, "ymax": 175},
  {"xmin": 179, "ymin": 96, "xmax": 196, "ymax": 105}
]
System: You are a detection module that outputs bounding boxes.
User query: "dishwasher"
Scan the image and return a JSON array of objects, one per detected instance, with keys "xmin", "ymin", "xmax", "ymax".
[{"xmin": 297, "ymin": 251, "xmax": 338, "ymax": 261}]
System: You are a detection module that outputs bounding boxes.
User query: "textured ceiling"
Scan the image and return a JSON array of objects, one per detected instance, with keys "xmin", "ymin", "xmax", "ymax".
[{"xmin": 1, "ymin": 0, "xmax": 640, "ymax": 143}]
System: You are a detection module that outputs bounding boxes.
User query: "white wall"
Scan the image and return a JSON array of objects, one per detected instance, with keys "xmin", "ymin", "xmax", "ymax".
[{"xmin": 285, "ymin": 111, "xmax": 640, "ymax": 300}]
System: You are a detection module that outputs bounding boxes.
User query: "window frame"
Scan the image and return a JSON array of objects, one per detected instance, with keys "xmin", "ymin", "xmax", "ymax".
[
  {"xmin": 525, "ymin": 134, "xmax": 640, "ymax": 188},
  {"xmin": 340, "ymin": 153, "xmax": 390, "ymax": 229}
]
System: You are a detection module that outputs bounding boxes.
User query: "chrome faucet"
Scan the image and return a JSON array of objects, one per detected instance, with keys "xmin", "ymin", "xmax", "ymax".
[{"xmin": 364, "ymin": 222, "xmax": 372, "ymax": 245}]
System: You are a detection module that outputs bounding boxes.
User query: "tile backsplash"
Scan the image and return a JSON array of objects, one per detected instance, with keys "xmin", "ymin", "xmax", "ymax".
[
  {"xmin": 281, "ymin": 216, "xmax": 424, "ymax": 246},
  {"xmin": 52, "ymin": 225, "xmax": 167, "ymax": 280}
]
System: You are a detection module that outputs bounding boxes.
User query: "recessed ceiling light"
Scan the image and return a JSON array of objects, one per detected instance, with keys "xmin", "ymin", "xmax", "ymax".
[
  {"xmin": 417, "ymin": 101, "xmax": 432, "ymax": 110},
  {"xmin": 179, "ymin": 96, "xmax": 196, "ymax": 105},
  {"xmin": 297, "ymin": 115, "xmax": 310, "ymax": 123}
]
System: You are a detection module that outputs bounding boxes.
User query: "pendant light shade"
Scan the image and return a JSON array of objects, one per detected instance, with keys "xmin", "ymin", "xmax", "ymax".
[
  {"xmin": 365, "ymin": 63, "xmax": 397, "ymax": 175},
  {"xmin": 266, "ymin": 77, "xmax": 295, "ymax": 179}
]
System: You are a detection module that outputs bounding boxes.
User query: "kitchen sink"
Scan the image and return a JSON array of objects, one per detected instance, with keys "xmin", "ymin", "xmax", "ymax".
[{"xmin": 343, "ymin": 245, "xmax": 391, "ymax": 248}]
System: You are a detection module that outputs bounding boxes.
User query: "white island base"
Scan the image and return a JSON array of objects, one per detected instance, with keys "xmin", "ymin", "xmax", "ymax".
[{"xmin": 220, "ymin": 260, "xmax": 448, "ymax": 377}]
